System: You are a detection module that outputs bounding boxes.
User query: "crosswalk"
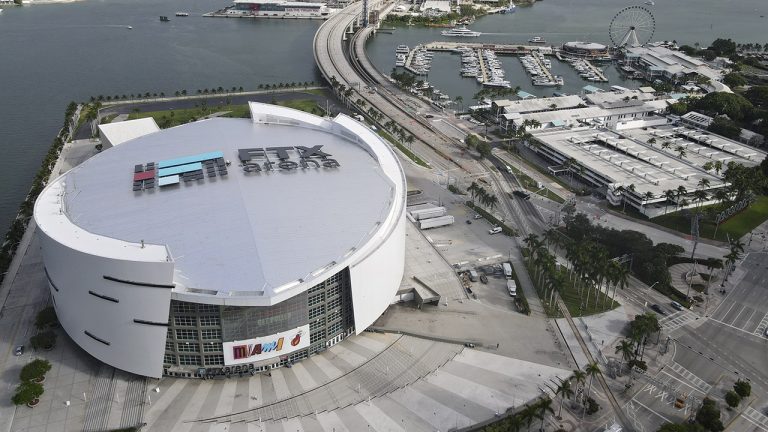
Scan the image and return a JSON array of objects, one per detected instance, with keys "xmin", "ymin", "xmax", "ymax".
[
  {"xmin": 666, "ymin": 362, "xmax": 711, "ymax": 394},
  {"xmin": 660, "ymin": 311, "xmax": 697, "ymax": 332},
  {"xmin": 744, "ymin": 407, "xmax": 768, "ymax": 432},
  {"xmin": 753, "ymin": 313, "xmax": 768, "ymax": 338}
]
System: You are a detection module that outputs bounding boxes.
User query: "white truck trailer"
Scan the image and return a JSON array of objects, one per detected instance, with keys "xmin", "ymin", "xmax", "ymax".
[{"xmin": 418, "ymin": 215, "xmax": 455, "ymax": 229}]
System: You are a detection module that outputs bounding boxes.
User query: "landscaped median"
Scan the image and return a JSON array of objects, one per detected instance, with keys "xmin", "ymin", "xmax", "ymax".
[
  {"xmin": 504, "ymin": 163, "xmax": 566, "ymax": 204},
  {"xmin": 466, "ymin": 201, "xmax": 518, "ymax": 237},
  {"xmin": 376, "ymin": 129, "xmax": 430, "ymax": 168}
]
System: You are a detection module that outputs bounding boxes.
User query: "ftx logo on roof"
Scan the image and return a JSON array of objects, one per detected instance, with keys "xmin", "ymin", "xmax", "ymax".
[{"xmin": 132, "ymin": 146, "xmax": 339, "ymax": 192}]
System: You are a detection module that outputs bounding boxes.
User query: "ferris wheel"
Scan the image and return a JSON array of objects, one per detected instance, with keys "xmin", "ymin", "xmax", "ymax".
[{"xmin": 609, "ymin": 6, "xmax": 656, "ymax": 47}]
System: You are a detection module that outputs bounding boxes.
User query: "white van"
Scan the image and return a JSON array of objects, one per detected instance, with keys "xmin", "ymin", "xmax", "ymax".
[
  {"xmin": 505, "ymin": 165, "xmax": 513, "ymax": 174},
  {"xmin": 507, "ymin": 280, "xmax": 517, "ymax": 297},
  {"xmin": 488, "ymin": 226, "xmax": 503, "ymax": 235}
]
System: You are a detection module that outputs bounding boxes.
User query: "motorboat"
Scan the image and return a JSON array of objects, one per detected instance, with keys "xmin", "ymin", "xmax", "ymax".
[
  {"xmin": 528, "ymin": 36, "xmax": 546, "ymax": 44},
  {"xmin": 175, "ymin": 12, "xmax": 190, "ymax": 16},
  {"xmin": 396, "ymin": 45, "xmax": 410, "ymax": 54},
  {"xmin": 441, "ymin": 26, "xmax": 482, "ymax": 37}
]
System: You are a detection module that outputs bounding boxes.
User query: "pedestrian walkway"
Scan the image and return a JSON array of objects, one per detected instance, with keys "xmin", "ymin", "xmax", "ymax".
[
  {"xmin": 163, "ymin": 348, "xmax": 569, "ymax": 432},
  {"xmin": 666, "ymin": 362, "xmax": 712, "ymax": 394},
  {"xmin": 659, "ymin": 310, "xmax": 698, "ymax": 332},
  {"xmin": 403, "ymin": 221, "xmax": 466, "ymax": 301},
  {"xmin": 743, "ymin": 407, "xmax": 768, "ymax": 432}
]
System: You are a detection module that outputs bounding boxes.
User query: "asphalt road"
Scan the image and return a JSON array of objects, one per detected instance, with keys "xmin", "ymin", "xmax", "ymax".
[{"xmin": 670, "ymin": 252, "xmax": 768, "ymax": 405}]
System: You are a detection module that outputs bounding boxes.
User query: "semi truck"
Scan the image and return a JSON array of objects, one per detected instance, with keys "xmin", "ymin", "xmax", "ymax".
[
  {"xmin": 418, "ymin": 215, "xmax": 455, "ymax": 229},
  {"xmin": 410, "ymin": 206, "xmax": 447, "ymax": 220}
]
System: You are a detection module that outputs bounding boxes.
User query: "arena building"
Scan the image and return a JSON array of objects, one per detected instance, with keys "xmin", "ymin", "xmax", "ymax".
[
  {"xmin": 34, "ymin": 102, "xmax": 407, "ymax": 378},
  {"xmin": 561, "ymin": 41, "xmax": 610, "ymax": 60}
]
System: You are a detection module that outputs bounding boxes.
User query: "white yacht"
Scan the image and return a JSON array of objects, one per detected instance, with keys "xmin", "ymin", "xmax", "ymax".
[
  {"xmin": 528, "ymin": 36, "xmax": 546, "ymax": 44},
  {"xmin": 396, "ymin": 45, "xmax": 410, "ymax": 54},
  {"xmin": 441, "ymin": 27, "xmax": 482, "ymax": 37}
]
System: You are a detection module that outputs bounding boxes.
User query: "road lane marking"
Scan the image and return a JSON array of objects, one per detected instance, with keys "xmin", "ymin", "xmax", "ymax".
[{"xmin": 754, "ymin": 312, "xmax": 768, "ymax": 337}]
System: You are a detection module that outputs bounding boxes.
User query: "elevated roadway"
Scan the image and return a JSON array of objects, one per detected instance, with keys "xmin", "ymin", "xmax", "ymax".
[{"xmin": 313, "ymin": 2, "xmax": 482, "ymax": 175}]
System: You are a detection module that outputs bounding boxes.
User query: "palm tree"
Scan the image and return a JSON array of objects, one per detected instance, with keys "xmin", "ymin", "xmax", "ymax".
[
  {"xmin": 698, "ymin": 178, "xmax": 711, "ymax": 189},
  {"xmin": 694, "ymin": 189, "xmax": 708, "ymax": 208},
  {"xmin": 555, "ymin": 379, "xmax": 574, "ymax": 419},
  {"xmin": 714, "ymin": 160, "xmax": 724, "ymax": 176},
  {"xmin": 659, "ymin": 189, "xmax": 674, "ymax": 214},
  {"xmin": 675, "ymin": 144, "xmax": 687, "ymax": 159},
  {"xmin": 485, "ymin": 194, "xmax": 499, "ymax": 211},
  {"xmin": 615, "ymin": 339, "xmax": 635, "ymax": 372},
  {"xmin": 584, "ymin": 362, "xmax": 601, "ymax": 406},
  {"xmin": 572, "ymin": 369, "xmax": 587, "ymax": 398},
  {"xmin": 643, "ymin": 191, "xmax": 654, "ymax": 204},
  {"xmin": 535, "ymin": 398, "xmax": 554, "ymax": 431},
  {"xmin": 661, "ymin": 141, "xmax": 671, "ymax": 150},
  {"xmin": 468, "ymin": 182, "xmax": 482, "ymax": 205}
]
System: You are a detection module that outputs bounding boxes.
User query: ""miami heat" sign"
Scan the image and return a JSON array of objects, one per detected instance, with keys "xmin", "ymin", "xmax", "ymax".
[{"xmin": 223, "ymin": 325, "xmax": 310, "ymax": 366}]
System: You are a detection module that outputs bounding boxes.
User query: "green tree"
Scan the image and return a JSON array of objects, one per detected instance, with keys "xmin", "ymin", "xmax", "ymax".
[
  {"xmin": 724, "ymin": 390, "xmax": 741, "ymax": 408},
  {"xmin": 11, "ymin": 382, "xmax": 44, "ymax": 406},
  {"xmin": 555, "ymin": 379, "xmax": 574, "ymax": 418},
  {"xmin": 733, "ymin": 379, "xmax": 751, "ymax": 398},
  {"xmin": 584, "ymin": 363, "xmax": 600, "ymax": 403},
  {"xmin": 30, "ymin": 330, "xmax": 57, "ymax": 350},
  {"xmin": 476, "ymin": 141, "xmax": 491, "ymax": 157},
  {"xmin": 34, "ymin": 306, "xmax": 58, "ymax": 330},
  {"xmin": 20, "ymin": 359, "xmax": 52, "ymax": 383},
  {"xmin": 709, "ymin": 38, "xmax": 737, "ymax": 56},
  {"xmin": 707, "ymin": 117, "xmax": 741, "ymax": 139},
  {"xmin": 695, "ymin": 398, "xmax": 724, "ymax": 432},
  {"xmin": 744, "ymin": 85, "xmax": 768, "ymax": 108},
  {"xmin": 722, "ymin": 73, "xmax": 747, "ymax": 88}
]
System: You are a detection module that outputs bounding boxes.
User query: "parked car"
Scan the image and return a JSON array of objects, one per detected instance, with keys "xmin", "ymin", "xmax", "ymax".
[
  {"xmin": 670, "ymin": 301, "xmax": 684, "ymax": 311},
  {"xmin": 488, "ymin": 226, "xmax": 503, "ymax": 235},
  {"xmin": 650, "ymin": 304, "xmax": 666, "ymax": 315},
  {"xmin": 14, "ymin": 346, "xmax": 23, "ymax": 356},
  {"xmin": 473, "ymin": 214, "xmax": 483, "ymax": 219}
]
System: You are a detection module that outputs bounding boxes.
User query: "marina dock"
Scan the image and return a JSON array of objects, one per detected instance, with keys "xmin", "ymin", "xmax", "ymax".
[
  {"xmin": 476, "ymin": 49, "xmax": 489, "ymax": 83},
  {"xmin": 565, "ymin": 57, "xmax": 608, "ymax": 82}
]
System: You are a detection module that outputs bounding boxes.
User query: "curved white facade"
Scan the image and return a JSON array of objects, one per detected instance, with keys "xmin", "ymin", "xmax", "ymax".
[{"xmin": 34, "ymin": 103, "xmax": 406, "ymax": 378}]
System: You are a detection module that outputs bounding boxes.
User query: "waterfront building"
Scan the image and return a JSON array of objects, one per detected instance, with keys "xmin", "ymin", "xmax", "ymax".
[
  {"xmin": 622, "ymin": 44, "xmax": 726, "ymax": 89},
  {"xmin": 561, "ymin": 41, "xmax": 610, "ymax": 60},
  {"xmin": 224, "ymin": 0, "xmax": 335, "ymax": 18},
  {"xmin": 34, "ymin": 103, "xmax": 406, "ymax": 378}
]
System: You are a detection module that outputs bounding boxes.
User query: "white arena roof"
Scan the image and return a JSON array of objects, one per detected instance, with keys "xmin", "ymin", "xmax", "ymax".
[{"xmin": 47, "ymin": 103, "xmax": 402, "ymax": 302}]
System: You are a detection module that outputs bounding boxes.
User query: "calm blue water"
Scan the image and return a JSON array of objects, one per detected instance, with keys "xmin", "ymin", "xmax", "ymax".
[
  {"xmin": 366, "ymin": 0, "xmax": 768, "ymax": 106},
  {"xmin": 0, "ymin": 0, "xmax": 321, "ymax": 232},
  {"xmin": 0, "ymin": 0, "xmax": 766, "ymax": 232}
]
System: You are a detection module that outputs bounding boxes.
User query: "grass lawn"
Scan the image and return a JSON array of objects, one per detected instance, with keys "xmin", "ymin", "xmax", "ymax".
[
  {"xmin": 558, "ymin": 277, "xmax": 618, "ymax": 318},
  {"xmin": 275, "ymin": 99, "xmax": 324, "ymax": 116},
  {"xmin": 526, "ymin": 263, "xmax": 618, "ymax": 318},
  {"xmin": 128, "ymin": 104, "xmax": 251, "ymax": 128},
  {"xmin": 506, "ymin": 164, "xmax": 565, "ymax": 204},
  {"xmin": 127, "ymin": 99, "xmax": 328, "ymax": 129},
  {"xmin": 652, "ymin": 195, "xmax": 768, "ymax": 241}
]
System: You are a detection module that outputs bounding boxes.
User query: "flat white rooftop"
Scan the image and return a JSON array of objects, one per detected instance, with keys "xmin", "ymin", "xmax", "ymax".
[
  {"xmin": 532, "ymin": 127, "xmax": 726, "ymax": 197},
  {"xmin": 60, "ymin": 113, "xmax": 398, "ymax": 299}
]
